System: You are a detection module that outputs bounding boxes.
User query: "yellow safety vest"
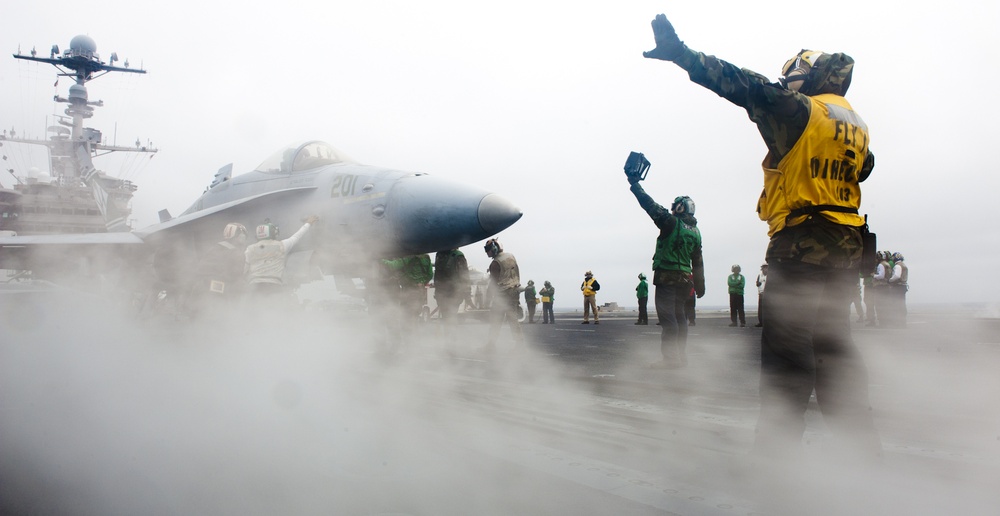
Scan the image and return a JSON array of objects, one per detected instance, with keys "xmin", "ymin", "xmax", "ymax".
[
  {"xmin": 582, "ymin": 278, "xmax": 597, "ymax": 296},
  {"xmin": 758, "ymin": 94, "xmax": 868, "ymax": 236}
]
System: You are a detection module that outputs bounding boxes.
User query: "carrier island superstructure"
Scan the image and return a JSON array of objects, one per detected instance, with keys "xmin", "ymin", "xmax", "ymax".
[{"xmin": 0, "ymin": 35, "xmax": 156, "ymax": 241}]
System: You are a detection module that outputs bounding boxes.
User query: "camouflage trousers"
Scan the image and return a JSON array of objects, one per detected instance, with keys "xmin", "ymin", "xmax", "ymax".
[{"xmin": 754, "ymin": 260, "xmax": 881, "ymax": 462}]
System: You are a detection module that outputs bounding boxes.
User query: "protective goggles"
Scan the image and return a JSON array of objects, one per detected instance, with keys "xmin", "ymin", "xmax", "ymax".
[{"xmin": 779, "ymin": 50, "xmax": 824, "ymax": 88}]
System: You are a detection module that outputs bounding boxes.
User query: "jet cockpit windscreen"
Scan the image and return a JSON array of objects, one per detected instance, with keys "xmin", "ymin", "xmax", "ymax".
[{"xmin": 253, "ymin": 141, "xmax": 355, "ymax": 174}]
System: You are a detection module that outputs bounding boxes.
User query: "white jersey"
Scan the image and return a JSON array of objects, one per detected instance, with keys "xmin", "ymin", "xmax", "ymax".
[{"xmin": 245, "ymin": 222, "xmax": 312, "ymax": 285}]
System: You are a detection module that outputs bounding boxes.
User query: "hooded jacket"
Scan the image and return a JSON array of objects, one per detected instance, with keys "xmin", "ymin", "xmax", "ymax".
[{"xmin": 671, "ymin": 47, "xmax": 872, "ymax": 270}]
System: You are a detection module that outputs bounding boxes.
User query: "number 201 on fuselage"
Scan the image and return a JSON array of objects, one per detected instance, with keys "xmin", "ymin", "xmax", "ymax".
[{"xmin": 330, "ymin": 174, "xmax": 362, "ymax": 198}]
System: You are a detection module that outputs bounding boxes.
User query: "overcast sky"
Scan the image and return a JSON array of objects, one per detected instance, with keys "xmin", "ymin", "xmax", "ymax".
[{"xmin": 1, "ymin": 1, "xmax": 998, "ymax": 310}]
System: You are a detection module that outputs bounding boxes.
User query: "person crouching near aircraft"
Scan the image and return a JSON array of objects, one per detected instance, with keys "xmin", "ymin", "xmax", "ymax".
[
  {"xmin": 245, "ymin": 215, "xmax": 319, "ymax": 303},
  {"xmin": 189, "ymin": 222, "xmax": 249, "ymax": 318},
  {"xmin": 627, "ymin": 176, "xmax": 705, "ymax": 368},
  {"xmin": 482, "ymin": 238, "xmax": 524, "ymax": 354}
]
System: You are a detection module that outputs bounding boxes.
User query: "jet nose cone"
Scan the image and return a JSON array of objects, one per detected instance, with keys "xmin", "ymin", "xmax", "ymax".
[
  {"xmin": 478, "ymin": 193, "xmax": 522, "ymax": 236},
  {"xmin": 386, "ymin": 175, "xmax": 522, "ymax": 254}
]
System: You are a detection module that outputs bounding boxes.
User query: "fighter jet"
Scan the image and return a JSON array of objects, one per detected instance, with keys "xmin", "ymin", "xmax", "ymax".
[{"xmin": 0, "ymin": 140, "xmax": 522, "ymax": 289}]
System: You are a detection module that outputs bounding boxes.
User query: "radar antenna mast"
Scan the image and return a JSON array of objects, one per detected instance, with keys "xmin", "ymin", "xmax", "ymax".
[{"xmin": 3, "ymin": 35, "xmax": 158, "ymax": 231}]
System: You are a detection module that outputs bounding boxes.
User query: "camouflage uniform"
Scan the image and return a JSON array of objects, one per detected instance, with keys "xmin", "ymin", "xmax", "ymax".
[
  {"xmin": 673, "ymin": 48, "xmax": 868, "ymax": 269},
  {"xmin": 660, "ymin": 41, "xmax": 881, "ymax": 461}
]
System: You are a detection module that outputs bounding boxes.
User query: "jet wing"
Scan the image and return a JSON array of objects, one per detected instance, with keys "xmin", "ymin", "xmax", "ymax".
[
  {"xmin": 0, "ymin": 186, "xmax": 317, "ymax": 273},
  {"xmin": 136, "ymin": 186, "xmax": 317, "ymax": 243}
]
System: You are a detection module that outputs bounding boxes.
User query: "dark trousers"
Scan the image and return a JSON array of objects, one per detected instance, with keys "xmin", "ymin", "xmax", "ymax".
[
  {"xmin": 526, "ymin": 301, "xmax": 537, "ymax": 323},
  {"xmin": 685, "ymin": 294, "xmax": 696, "ymax": 323},
  {"xmin": 755, "ymin": 261, "xmax": 881, "ymax": 462},
  {"xmin": 542, "ymin": 302, "xmax": 554, "ymax": 323},
  {"xmin": 436, "ymin": 292, "xmax": 462, "ymax": 324},
  {"xmin": 871, "ymin": 285, "xmax": 888, "ymax": 325},
  {"xmin": 729, "ymin": 293, "xmax": 746, "ymax": 325},
  {"xmin": 654, "ymin": 284, "xmax": 688, "ymax": 363},
  {"xmin": 883, "ymin": 285, "xmax": 908, "ymax": 328},
  {"xmin": 435, "ymin": 292, "xmax": 462, "ymax": 346},
  {"xmin": 637, "ymin": 296, "xmax": 648, "ymax": 323}
]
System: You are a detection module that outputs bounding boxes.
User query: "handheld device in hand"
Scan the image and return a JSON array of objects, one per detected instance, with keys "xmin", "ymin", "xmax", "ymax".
[{"xmin": 624, "ymin": 152, "xmax": 651, "ymax": 182}]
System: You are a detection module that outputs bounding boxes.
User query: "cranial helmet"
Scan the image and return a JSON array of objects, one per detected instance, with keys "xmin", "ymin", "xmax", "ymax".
[
  {"xmin": 484, "ymin": 238, "xmax": 502, "ymax": 257},
  {"xmin": 671, "ymin": 196, "xmax": 695, "ymax": 216},
  {"xmin": 892, "ymin": 252, "xmax": 904, "ymax": 262},
  {"xmin": 223, "ymin": 223, "xmax": 247, "ymax": 240},
  {"xmin": 639, "ymin": 273, "xmax": 646, "ymax": 280},
  {"xmin": 780, "ymin": 50, "xmax": 824, "ymax": 87},
  {"xmin": 780, "ymin": 49, "xmax": 854, "ymax": 96},
  {"xmin": 256, "ymin": 220, "xmax": 279, "ymax": 240},
  {"xmin": 527, "ymin": 280, "xmax": 534, "ymax": 286},
  {"xmin": 585, "ymin": 271, "xmax": 593, "ymax": 278},
  {"xmin": 732, "ymin": 264, "xmax": 741, "ymax": 273}
]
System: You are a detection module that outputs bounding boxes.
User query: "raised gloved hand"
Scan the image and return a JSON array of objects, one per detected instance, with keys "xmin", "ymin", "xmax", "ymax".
[{"xmin": 642, "ymin": 14, "xmax": 684, "ymax": 61}]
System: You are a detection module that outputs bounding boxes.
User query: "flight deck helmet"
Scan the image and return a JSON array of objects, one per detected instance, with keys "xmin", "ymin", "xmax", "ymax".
[
  {"xmin": 223, "ymin": 223, "xmax": 247, "ymax": 241},
  {"xmin": 732, "ymin": 264, "xmax": 742, "ymax": 273},
  {"xmin": 671, "ymin": 196, "xmax": 695, "ymax": 216},
  {"xmin": 780, "ymin": 49, "xmax": 855, "ymax": 96},
  {"xmin": 256, "ymin": 220, "xmax": 279, "ymax": 240},
  {"xmin": 484, "ymin": 238, "xmax": 502, "ymax": 258},
  {"xmin": 780, "ymin": 50, "xmax": 824, "ymax": 90}
]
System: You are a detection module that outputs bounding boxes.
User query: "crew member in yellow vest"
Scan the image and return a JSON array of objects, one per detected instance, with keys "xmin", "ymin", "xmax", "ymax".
[
  {"xmin": 643, "ymin": 13, "xmax": 881, "ymax": 468},
  {"xmin": 580, "ymin": 271, "xmax": 600, "ymax": 324}
]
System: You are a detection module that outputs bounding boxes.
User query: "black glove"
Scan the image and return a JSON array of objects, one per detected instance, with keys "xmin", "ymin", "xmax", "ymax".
[{"xmin": 642, "ymin": 14, "xmax": 684, "ymax": 61}]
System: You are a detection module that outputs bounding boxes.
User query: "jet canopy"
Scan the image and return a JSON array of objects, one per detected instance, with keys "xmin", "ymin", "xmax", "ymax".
[{"xmin": 253, "ymin": 141, "xmax": 355, "ymax": 174}]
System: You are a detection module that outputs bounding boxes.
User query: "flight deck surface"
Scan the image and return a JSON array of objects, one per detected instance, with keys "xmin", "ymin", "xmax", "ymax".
[{"xmin": 2, "ymin": 291, "xmax": 997, "ymax": 515}]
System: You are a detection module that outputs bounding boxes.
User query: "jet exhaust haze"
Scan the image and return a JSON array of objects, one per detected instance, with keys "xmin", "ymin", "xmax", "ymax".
[{"xmin": 2, "ymin": 279, "xmax": 998, "ymax": 515}]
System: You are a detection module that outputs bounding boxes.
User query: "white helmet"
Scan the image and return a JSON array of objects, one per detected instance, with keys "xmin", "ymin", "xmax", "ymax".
[
  {"xmin": 671, "ymin": 196, "xmax": 696, "ymax": 216},
  {"xmin": 223, "ymin": 223, "xmax": 247, "ymax": 240}
]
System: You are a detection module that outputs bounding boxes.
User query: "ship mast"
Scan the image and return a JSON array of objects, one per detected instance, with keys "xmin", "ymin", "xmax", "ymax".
[{"xmin": 3, "ymin": 35, "xmax": 157, "ymax": 231}]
